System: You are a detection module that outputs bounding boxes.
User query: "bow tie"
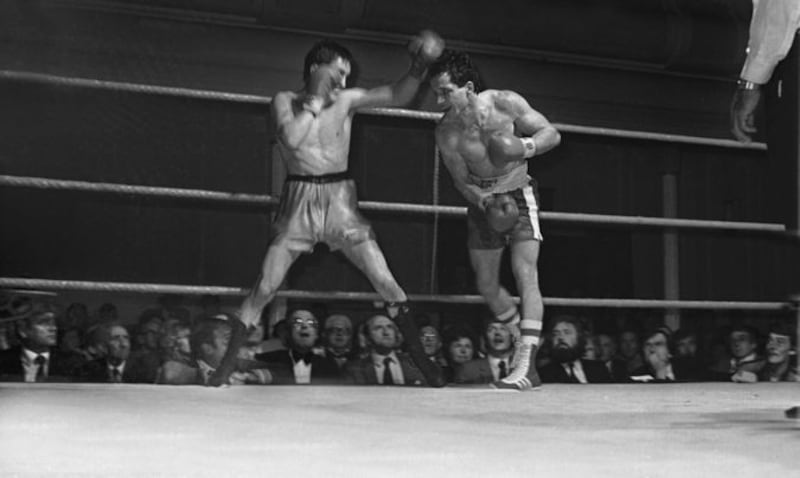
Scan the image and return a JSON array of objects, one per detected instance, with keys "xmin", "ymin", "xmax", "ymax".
[{"xmin": 295, "ymin": 352, "xmax": 315, "ymax": 365}]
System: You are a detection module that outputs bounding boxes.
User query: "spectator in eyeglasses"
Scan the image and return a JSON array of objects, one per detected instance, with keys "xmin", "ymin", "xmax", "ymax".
[
  {"xmin": 255, "ymin": 308, "xmax": 340, "ymax": 384},
  {"xmin": 322, "ymin": 313, "xmax": 356, "ymax": 370}
]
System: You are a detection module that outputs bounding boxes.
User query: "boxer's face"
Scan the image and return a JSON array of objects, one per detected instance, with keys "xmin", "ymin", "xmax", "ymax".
[
  {"xmin": 430, "ymin": 72, "xmax": 470, "ymax": 111},
  {"xmin": 312, "ymin": 57, "xmax": 351, "ymax": 92}
]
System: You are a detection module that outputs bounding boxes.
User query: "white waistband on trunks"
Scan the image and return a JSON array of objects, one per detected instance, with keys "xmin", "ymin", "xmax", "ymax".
[{"xmin": 468, "ymin": 163, "xmax": 530, "ymax": 194}]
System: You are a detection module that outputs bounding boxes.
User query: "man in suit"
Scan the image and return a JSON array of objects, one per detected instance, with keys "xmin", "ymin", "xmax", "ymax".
[
  {"xmin": 0, "ymin": 296, "xmax": 83, "ymax": 382},
  {"xmin": 454, "ymin": 318, "xmax": 515, "ymax": 385},
  {"xmin": 256, "ymin": 308, "xmax": 340, "ymax": 384},
  {"xmin": 321, "ymin": 313, "xmax": 357, "ymax": 371},
  {"xmin": 596, "ymin": 332, "xmax": 629, "ymax": 382},
  {"xmin": 630, "ymin": 327, "xmax": 702, "ymax": 383},
  {"xmin": 344, "ymin": 314, "xmax": 429, "ymax": 386},
  {"xmin": 160, "ymin": 315, "xmax": 273, "ymax": 386},
  {"xmin": 538, "ymin": 315, "xmax": 612, "ymax": 384},
  {"xmin": 79, "ymin": 324, "xmax": 159, "ymax": 383}
]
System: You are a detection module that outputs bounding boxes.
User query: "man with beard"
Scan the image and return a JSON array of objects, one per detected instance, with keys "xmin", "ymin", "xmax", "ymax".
[
  {"xmin": 256, "ymin": 308, "xmax": 340, "ymax": 384},
  {"xmin": 454, "ymin": 319, "xmax": 516, "ymax": 384},
  {"xmin": 344, "ymin": 314, "xmax": 429, "ymax": 386},
  {"xmin": 539, "ymin": 315, "xmax": 612, "ymax": 384}
]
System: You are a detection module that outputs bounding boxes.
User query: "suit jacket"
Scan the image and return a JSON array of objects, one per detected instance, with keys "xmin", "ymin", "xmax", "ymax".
[
  {"xmin": 539, "ymin": 359, "xmax": 613, "ymax": 384},
  {"xmin": 630, "ymin": 357, "xmax": 704, "ymax": 383},
  {"xmin": 0, "ymin": 347, "xmax": 84, "ymax": 382},
  {"xmin": 343, "ymin": 352, "xmax": 428, "ymax": 386},
  {"xmin": 78, "ymin": 355, "xmax": 159, "ymax": 384},
  {"xmin": 255, "ymin": 348, "xmax": 342, "ymax": 384},
  {"xmin": 605, "ymin": 358, "xmax": 631, "ymax": 383},
  {"xmin": 453, "ymin": 357, "xmax": 513, "ymax": 384}
]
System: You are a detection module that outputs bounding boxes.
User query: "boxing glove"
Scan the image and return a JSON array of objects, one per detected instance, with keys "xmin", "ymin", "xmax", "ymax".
[
  {"xmin": 408, "ymin": 30, "xmax": 445, "ymax": 78},
  {"xmin": 304, "ymin": 64, "xmax": 339, "ymax": 116},
  {"xmin": 487, "ymin": 131, "xmax": 536, "ymax": 167},
  {"xmin": 485, "ymin": 194, "xmax": 519, "ymax": 233}
]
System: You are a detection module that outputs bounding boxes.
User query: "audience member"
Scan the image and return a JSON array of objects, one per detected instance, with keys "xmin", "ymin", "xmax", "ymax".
[
  {"xmin": 322, "ymin": 313, "xmax": 356, "ymax": 370},
  {"xmin": 759, "ymin": 322, "xmax": 798, "ymax": 382},
  {"xmin": 96, "ymin": 302, "xmax": 119, "ymax": 324},
  {"xmin": 709, "ymin": 325, "xmax": 766, "ymax": 383},
  {"xmin": 441, "ymin": 326, "xmax": 477, "ymax": 383},
  {"xmin": 596, "ymin": 333, "xmax": 628, "ymax": 382},
  {"xmin": 454, "ymin": 319, "xmax": 516, "ymax": 384},
  {"xmin": 63, "ymin": 302, "xmax": 90, "ymax": 330},
  {"xmin": 618, "ymin": 328, "xmax": 645, "ymax": 374},
  {"xmin": 82, "ymin": 323, "xmax": 110, "ymax": 361},
  {"xmin": 133, "ymin": 310, "xmax": 164, "ymax": 353},
  {"xmin": 79, "ymin": 324, "xmax": 157, "ymax": 383},
  {"xmin": 160, "ymin": 319, "xmax": 193, "ymax": 365},
  {"xmin": 583, "ymin": 334, "xmax": 599, "ymax": 360},
  {"xmin": 0, "ymin": 300, "xmax": 82, "ymax": 382},
  {"xmin": 671, "ymin": 328, "xmax": 705, "ymax": 380},
  {"xmin": 538, "ymin": 315, "xmax": 612, "ymax": 383},
  {"xmin": 630, "ymin": 327, "xmax": 702, "ymax": 382},
  {"xmin": 419, "ymin": 324, "xmax": 448, "ymax": 368},
  {"xmin": 256, "ymin": 309, "xmax": 340, "ymax": 384},
  {"xmin": 344, "ymin": 314, "xmax": 430, "ymax": 386},
  {"xmin": 160, "ymin": 316, "xmax": 273, "ymax": 385}
]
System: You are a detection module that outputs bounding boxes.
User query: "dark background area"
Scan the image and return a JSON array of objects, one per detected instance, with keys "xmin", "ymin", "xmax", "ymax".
[{"xmin": 0, "ymin": 0, "xmax": 797, "ymax": 332}]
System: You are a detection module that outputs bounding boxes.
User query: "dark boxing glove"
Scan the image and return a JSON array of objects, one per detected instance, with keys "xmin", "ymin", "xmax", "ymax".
[
  {"xmin": 487, "ymin": 131, "xmax": 536, "ymax": 167},
  {"xmin": 408, "ymin": 30, "xmax": 445, "ymax": 79},
  {"xmin": 484, "ymin": 194, "xmax": 519, "ymax": 233},
  {"xmin": 304, "ymin": 64, "xmax": 339, "ymax": 116}
]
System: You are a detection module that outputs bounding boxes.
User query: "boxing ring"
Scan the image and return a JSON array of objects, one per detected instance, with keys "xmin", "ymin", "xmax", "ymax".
[
  {"xmin": 1, "ymin": 383, "xmax": 797, "ymax": 476},
  {"xmin": 1, "ymin": 70, "xmax": 799, "ymax": 476}
]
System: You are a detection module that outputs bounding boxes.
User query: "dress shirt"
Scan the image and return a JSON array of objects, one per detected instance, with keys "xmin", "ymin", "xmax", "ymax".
[
  {"xmin": 290, "ymin": 350, "xmax": 313, "ymax": 384},
  {"xmin": 107, "ymin": 360, "xmax": 126, "ymax": 382},
  {"xmin": 561, "ymin": 360, "xmax": 587, "ymax": 383},
  {"xmin": 22, "ymin": 348, "xmax": 50, "ymax": 383},
  {"xmin": 372, "ymin": 351, "xmax": 404, "ymax": 385},
  {"xmin": 741, "ymin": 0, "xmax": 800, "ymax": 84},
  {"xmin": 488, "ymin": 356, "xmax": 511, "ymax": 381}
]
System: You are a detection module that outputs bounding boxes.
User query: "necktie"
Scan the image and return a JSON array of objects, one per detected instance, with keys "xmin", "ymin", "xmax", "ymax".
[
  {"xmin": 498, "ymin": 360, "xmax": 508, "ymax": 379},
  {"xmin": 34, "ymin": 355, "xmax": 46, "ymax": 382},
  {"xmin": 383, "ymin": 357, "xmax": 395, "ymax": 385},
  {"xmin": 111, "ymin": 367, "xmax": 122, "ymax": 383},
  {"xmin": 568, "ymin": 362, "xmax": 580, "ymax": 383}
]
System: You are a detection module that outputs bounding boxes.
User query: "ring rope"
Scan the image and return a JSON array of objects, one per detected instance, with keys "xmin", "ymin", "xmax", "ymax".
[
  {"xmin": 1, "ymin": 69, "xmax": 766, "ymax": 151},
  {"xmin": 0, "ymin": 174, "xmax": 787, "ymax": 232},
  {"xmin": 0, "ymin": 278, "xmax": 789, "ymax": 314}
]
